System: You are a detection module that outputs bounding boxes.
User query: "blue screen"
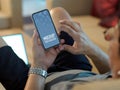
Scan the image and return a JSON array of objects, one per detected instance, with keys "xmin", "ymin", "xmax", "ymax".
[{"xmin": 32, "ymin": 10, "xmax": 60, "ymax": 49}]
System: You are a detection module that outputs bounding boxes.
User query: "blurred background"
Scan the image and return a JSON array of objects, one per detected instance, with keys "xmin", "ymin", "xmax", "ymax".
[
  {"xmin": 23, "ymin": 0, "xmax": 46, "ymax": 36},
  {"xmin": 0, "ymin": 0, "xmax": 46, "ymax": 36}
]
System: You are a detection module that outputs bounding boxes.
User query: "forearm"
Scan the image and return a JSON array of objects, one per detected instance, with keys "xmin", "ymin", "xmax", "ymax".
[
  {"xmin": 87, "ymin": 42, "xmax": 110, "ymax": 74},
  {"xmin": 24, "ymin": 74, "xmax": 45, "ymax": 90},
  {"xmin": 25, "ymin": 30, "xmax": 60, "ymax": 90}
]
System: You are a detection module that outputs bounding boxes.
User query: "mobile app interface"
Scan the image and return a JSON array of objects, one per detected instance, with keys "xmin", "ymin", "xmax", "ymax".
[{"xmin": 32, "ymin": 10, "xmax": 60, "ymax": 49}]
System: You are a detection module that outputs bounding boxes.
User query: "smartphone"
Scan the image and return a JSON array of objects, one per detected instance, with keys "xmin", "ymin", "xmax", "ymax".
[{"xmin": 32, "ymin": 9, "xmax": 60, "ymax": 49}]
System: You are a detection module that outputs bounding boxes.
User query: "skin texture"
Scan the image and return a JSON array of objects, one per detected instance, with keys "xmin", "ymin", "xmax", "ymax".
[
  {"xmin": 24, "ymin": 30, "xmax": 64, "ymax": 90},
  {"xmin": 103, "ymin": 22, "xmax": 120, "ymax": 78},
  {"xmin": 108, "ymin": 24, "xmax": 120, "ymax": 78}
]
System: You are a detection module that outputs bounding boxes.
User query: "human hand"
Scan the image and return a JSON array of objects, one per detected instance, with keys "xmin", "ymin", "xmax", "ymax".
[
  {"xmin": 59, "ymin": 19, "xmax": 94, "ymax": 55},
  {"xmin": 31, "ymin": 30, "xmax": 64, "ymax": 70}
]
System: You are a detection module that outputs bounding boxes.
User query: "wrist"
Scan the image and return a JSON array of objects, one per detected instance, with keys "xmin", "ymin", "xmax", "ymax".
[
  {"xmin": 84, "ymin": 42, "xmax": 95, "ymax": 56},
  {"xmin": 31, "ymin": 64, "xmax": 48, "ymax": 71}
]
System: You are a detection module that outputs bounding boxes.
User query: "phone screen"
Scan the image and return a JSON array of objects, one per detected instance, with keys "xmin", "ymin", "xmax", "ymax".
[{"xmin": 32, "ymin": 9, "xmax": 60, "ymax": 49}]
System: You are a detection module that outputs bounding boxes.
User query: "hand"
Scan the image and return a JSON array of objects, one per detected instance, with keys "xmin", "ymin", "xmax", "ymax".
[
  {"xmin": 59, "ymin": 19, "xmax": 94, "ymax": 55},
  {"xmin": 31, "ymin": 30, "xmax": 64, "ymax": 70}
]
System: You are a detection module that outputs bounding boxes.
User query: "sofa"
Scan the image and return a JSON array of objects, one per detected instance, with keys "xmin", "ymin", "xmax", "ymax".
[
  {"xmin": 0, "ymin": 0, "xmax": 22, "ymax": 29},
  {"xmin": 46, "ymin": 0, "xmax": 109, "ymax": 73}
]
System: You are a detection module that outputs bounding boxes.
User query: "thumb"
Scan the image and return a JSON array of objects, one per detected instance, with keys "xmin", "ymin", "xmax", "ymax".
[
  {"xmin": 63, "ymin": 45, "xmax": 76, "ymax": 54},
  {"xmin": 32, "ymin": 30, "xmax": 38, "ymax": 46}
]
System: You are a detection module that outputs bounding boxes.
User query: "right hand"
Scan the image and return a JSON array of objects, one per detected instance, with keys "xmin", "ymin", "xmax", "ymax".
[
  {"xmin": 59, "ymin": 19, "xmax": 94, "ymax": 55},
  {"xmin": 31, "ymin": 30, "xmax": 64, "ymax": 70}
]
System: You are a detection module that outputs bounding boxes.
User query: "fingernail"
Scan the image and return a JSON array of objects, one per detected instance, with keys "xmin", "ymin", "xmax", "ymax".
[{"xmin": 59, "ymin": 20, "xmax": 64, "ymax": 23}]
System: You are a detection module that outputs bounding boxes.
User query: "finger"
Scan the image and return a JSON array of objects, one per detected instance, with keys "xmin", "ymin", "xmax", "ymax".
[
  {"xmin": 59, "ymin": 19, "xmax": 79, "ymax": 32},
  {"xmin": 60, "ymin": 39, "xmax": 65, "ymax": 44},
  {"xmin": 32, "ymin": 30, "xmax": 38, "ymax": 46},
  {"xmin": 74, "ymin": 21, "xmax": 80, "ymax": 26},
  {"xmin": 58, "ymin": 44, "xmax": 64, "ymax": 51},
  {"xmin": 63, "ymin": 44, "xmax": 76, "ymax": 54},
  {"xmin": 56, "ymin": 48, "xmax": 60, "ymax": 53},
  {"xmin": 49, "ymin": 48, "xmax": 58, "ymax": 56},
  {"xmin": 60, "ymin": 24, "xmax": 77, "ymax": 40},
  {"xmin": 35, "ymin": 30, "xmax": 42, "ymax": 45},
  {"xmin": 58, "ymin": 32, "xmax": 61, "ymax": 36}
]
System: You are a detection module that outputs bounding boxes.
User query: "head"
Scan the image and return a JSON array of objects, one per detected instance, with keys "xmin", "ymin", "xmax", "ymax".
[
  {"xmin": 109, "ymin": 20, "xmax": 120, "ymax": 53},
  {"xmin": 107, "ymin": 20, "xmax": 120, "ymax": 78}
]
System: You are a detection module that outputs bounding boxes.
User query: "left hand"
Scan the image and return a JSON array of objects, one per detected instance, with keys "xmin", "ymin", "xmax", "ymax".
[
  {"xmin": 31, "ymin": 30, "xmax": 64, "ymax": 70},
  {"xmin": 59, "ymin": 19, "xmax": 94, "ymax": 55}
]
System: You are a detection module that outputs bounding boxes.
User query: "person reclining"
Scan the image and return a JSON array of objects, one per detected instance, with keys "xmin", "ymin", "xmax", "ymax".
[{"xmin": 0, "ymin": 7, "xmax": 119, "ymax": 90}]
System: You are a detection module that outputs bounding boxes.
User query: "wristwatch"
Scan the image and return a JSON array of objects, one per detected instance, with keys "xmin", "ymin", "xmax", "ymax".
[{"xmin": 29, "ymin": 67, "xmax": 48, "ymax": 78}]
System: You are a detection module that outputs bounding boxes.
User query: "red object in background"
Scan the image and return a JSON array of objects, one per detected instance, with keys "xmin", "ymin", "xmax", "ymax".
[
  {"xmin": 99, "ymin": 15, "xmax": 119, "ymax": 28},
  {"xmin": 91, "ymin": 0, "xmax": 119, "ymax": 28},
  {"xmin": 91, "ymin": 0, "xmax": 118, "ymax": 18}
]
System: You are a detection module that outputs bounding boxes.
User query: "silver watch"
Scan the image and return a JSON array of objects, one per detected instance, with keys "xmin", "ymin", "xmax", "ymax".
[{"xmin": 29, "ymin": 67, "xmax": 48, "ymax": 78}]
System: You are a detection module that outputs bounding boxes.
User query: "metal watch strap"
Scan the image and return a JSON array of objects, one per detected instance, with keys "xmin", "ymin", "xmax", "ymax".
[{"xmin": 29, "ymin": 67, "xmax": 48, "ymax": 78}]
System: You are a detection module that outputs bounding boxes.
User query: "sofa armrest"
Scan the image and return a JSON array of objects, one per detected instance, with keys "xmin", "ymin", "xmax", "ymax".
[
  {"xmin": 46, "ymin": 0, "xmax": 93, "ymax": 16},
  {"xmin": 1, "ymin": 0, "xmax": 23, "ymax": 28}
]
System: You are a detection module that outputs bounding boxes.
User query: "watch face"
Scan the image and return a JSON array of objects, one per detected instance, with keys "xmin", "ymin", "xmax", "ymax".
[{"xmin": 41, "ymin": 70, "xmax": 48, "ymax": 78}]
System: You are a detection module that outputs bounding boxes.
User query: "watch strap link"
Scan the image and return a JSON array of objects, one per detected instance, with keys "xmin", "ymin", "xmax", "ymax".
[{"xmin": 29, "ymin": 67, "xmax": 48, "ymax": 78}]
